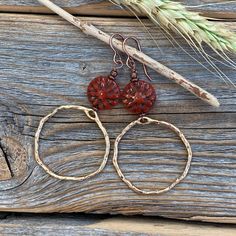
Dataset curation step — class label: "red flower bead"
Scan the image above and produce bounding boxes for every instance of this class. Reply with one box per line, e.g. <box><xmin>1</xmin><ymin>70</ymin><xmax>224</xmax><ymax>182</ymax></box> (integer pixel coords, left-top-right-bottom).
<box><xmin>122</xmin><ymin>80</ymin><xmax>156</xmax><ymax>115</ymax></box>
<box><xmin>87</xmin><ymin>76</ymin><xmax>121</xmax><ymax>110</ymax></box>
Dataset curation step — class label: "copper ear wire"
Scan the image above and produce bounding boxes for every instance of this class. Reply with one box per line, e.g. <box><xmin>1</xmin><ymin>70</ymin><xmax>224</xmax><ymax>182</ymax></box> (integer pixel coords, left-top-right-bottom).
<box><xmin>110</xmin><ymin>34</ymin><xmax>125</xmax><ymax>69</ymax></box>
<box><xmin>123</xmin><ymin>37</ymin><xmax>153</xmax><ymax>81</ymax></box>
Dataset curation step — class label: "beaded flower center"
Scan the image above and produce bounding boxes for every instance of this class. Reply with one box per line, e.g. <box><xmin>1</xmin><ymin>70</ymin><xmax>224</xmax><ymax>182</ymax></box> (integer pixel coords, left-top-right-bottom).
<box><xmin>87</xmin><ymin>76</ymin><xmax>121</xmax><ymax>110</ymax></box>
<box><xmin>122</xmin><ymin>80</ymin><xmax>156</xmax><ymax>114</ymax></box>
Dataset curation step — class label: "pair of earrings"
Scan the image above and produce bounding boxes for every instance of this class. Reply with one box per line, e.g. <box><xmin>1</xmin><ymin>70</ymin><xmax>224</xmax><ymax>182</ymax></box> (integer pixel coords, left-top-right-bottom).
<box><xmin>87</xmin><ymin>34</ymin><xmax>156</xmax><ymax>115</ymax></box>
<box><xmin>34</xmin><ymin>35</ymin><xmax>193</xmax><ymax>195</ymax></box>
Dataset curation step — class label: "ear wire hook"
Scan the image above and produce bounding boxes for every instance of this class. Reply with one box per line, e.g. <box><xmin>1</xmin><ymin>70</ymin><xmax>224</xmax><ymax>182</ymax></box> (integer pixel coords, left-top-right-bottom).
<box><xmin>110</xmin><ymin>34</ymin><xmax>125</xmax><ymax>69</ymax></box>
<box><xmin>123</xmin><ymin>37</ymin><xmax>153</xmax><ymax>81</ymax></box>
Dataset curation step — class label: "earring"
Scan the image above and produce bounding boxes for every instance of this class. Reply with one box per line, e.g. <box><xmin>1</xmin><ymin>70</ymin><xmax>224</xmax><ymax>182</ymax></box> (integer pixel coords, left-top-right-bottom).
<box><xmin>121</xmin><ymin>37</ymin><xmax>156</xmax><ymax>115</ymax></box>
<box><xmin>34</xmin><ymin>34</ymin><xmax>125</xmax><ymax>181</ymax></box>
<box><xmin>87</xmin><ymin>34</ymin><xmax>125</xmax><ymax>110</ymax></box>
<box><xmin>35</xmin><ymin>105</ymin><xmax>110</xmax><ymax>181</ymax></box>
<box><xmin>113</xmin><ymin>37</ymin><xmax>193</xmax><ymax>194</ymax></box>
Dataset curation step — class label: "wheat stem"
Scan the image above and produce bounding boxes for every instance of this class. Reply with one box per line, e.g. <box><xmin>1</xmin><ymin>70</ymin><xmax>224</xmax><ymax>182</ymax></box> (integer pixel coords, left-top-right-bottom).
<box><xmin>37</xmin><ymin>0</ymin><xmax>219</xmax><ymax>107</ymax></box>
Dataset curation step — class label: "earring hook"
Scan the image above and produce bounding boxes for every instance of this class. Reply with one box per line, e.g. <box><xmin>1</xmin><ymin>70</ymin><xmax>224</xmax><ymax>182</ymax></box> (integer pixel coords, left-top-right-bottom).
<box><xmin>123</xmin><ymin>37</ymin><xmax>153</xmax><ymax>81</ymax></box>
<box><xmin>110</xmin><ymin>34</ymin><xmax>125</xmax><ymax>69</ymax></box>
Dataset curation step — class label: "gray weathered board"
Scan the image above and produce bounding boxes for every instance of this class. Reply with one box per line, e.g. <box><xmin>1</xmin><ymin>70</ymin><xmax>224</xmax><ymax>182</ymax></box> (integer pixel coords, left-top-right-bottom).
<box><xmin>1</xmin><ymin>213</ymin><xmax>236</xmax><ymax>235</ymax></box>
<box><xmin>0</xmin><ymin>0</ymin><xmax>235</xmax><ymax>223</ymax></box>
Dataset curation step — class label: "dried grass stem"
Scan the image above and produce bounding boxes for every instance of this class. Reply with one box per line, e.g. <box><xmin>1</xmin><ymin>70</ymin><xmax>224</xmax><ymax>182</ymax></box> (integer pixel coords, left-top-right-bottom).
<box><xmin>37</xmin><ymin>0</ymin><xmax>220</xmax><ymax>107</ymax></box>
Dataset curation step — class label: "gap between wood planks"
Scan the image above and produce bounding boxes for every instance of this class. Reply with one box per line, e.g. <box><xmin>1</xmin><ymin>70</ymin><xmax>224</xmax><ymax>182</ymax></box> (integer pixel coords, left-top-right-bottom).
<box><xmin>0</xmin><ymin>1</ymin><xmax>236</xmax><ymax>19</ymax></box>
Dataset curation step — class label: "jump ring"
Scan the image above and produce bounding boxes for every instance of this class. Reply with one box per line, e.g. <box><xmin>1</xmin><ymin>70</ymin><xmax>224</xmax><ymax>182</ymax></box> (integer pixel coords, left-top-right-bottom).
<box><xmin>113</xmin><ymin>116</ymin><xmax>192</xmax><ymax>195</ymax></box>
<box><xmin>35</xmin><ymin>105</ymin><xmax>110</xmax><ymax>181</ymax></box>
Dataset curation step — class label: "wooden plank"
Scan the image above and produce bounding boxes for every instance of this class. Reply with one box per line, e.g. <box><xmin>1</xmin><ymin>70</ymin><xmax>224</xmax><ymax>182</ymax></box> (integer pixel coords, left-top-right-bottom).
<box><xmin>1</xmin><ymin>213</ymin><xmax>236</xmax><ymax>235</ymax></box>
<box><xmin>0</xmin><ymin>14</ymin><xmax>235</xmax><ymax>223</ymax></box>
<box><xmin>0</xmin><ymin>0</ymin><xmax>236</xmax><ymax>19</ymax></box>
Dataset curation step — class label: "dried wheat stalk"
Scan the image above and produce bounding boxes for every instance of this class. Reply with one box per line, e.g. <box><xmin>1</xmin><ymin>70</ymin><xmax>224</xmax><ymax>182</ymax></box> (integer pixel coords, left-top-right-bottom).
<box><xmin>37</xmin><ymin>0</ymin><xmax>220</xmax><ymax>107</ymax></box>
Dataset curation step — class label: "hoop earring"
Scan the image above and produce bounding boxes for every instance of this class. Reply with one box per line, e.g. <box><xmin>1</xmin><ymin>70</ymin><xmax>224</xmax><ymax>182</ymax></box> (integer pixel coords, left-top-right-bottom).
<box><xmin>113</xmin><ymin>37</ymin><xmax>193</xmax><ymax>194</ymax></box>
<box><xmin>113</xmin><ymin>117</ymin><xmax>192</xmax><ymax>195</ymax></box>
<box><xmin>35</xmin><ymin>105</ymin><xmax>110</xmax><ymax>181</ymax></box>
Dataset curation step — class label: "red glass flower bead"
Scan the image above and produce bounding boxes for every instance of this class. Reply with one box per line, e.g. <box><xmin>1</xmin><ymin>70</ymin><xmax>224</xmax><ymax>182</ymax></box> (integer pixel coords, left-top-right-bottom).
<box><xmin>87</xmin><ymin>76</ymin><xmax>121</xmax><ymax>110</ymax></box>
<box><xmin>122</xmin><ymin>80</ymin><xmax>156</xmax><ymax>115</ymax></box>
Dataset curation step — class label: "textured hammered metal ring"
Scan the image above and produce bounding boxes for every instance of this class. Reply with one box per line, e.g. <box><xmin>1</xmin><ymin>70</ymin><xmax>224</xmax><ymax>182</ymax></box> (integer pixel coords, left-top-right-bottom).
<box><xmin>113</xmin><ymin>116</ymin><xmax>192</xmax><ymax>195</ymax></box>
<box><xmin>35</xmin><ymin>105</ymin><xmax>110</xmax><ymax>181</ymax></box>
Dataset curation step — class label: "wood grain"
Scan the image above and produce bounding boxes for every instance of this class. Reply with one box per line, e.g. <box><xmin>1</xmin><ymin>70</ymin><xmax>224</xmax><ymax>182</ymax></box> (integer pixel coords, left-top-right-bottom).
<box><xmin>0</xmin><ymin>0</ymin><xmax>236</xmax><ymax>18</ymax></box>
<box><xmin>0</xmin><ymin>14</ymin><xmax>235</xmax><ymax>223</ymax></box>
<box><xmin>0</xmin><ymin>148</ymin><xmax>12</xmax><ymax>180</ymax></box>
<box><xmin>1</xmin><ymin>213</ymin><xmax>236</xmax><ymax>235</ymax></box>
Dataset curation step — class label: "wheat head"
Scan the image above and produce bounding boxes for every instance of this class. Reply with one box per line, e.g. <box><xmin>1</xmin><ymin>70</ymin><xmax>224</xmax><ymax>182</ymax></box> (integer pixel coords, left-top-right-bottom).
<box><xmin>112</xmin><ymin>0</ymin><xmax>236</xmax><ymax>53</ymax></box>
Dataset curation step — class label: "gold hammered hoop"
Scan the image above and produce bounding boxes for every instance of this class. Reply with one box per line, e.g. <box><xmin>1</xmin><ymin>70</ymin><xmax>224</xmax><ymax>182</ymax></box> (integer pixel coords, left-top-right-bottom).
<box><xmin>113</xmin><ymin>116</ymin><xmax>192</xmax><ymax>195</ymax></box>
<box><xmin>35</xmin><ymin>105</ymin><xmax>110</xmax><ymax>181</ymax></box>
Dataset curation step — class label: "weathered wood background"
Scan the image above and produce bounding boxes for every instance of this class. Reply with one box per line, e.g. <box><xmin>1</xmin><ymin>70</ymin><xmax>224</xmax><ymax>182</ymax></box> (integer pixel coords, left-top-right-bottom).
<box><xmin>1</xmin><ymin>213</ymin><xmax>236</xmax><ymax>235</ymax></box>
<box><xmin>0</xmin><ymin>0</ymin><xmax>235</xmax><ymax>224</ymax></box>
